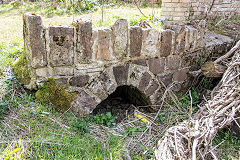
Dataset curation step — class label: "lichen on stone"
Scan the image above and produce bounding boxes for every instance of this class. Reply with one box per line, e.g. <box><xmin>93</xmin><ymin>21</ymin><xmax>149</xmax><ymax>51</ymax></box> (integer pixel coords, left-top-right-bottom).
<box><xmin>35</xmin><ymin>78</ymin><xmax>76</xmax><ymax>112</ymax></box>
<box><xmin>12</xmin><ymin>52</ymin><xmax>31</xmax><ymax>85</ymax></box>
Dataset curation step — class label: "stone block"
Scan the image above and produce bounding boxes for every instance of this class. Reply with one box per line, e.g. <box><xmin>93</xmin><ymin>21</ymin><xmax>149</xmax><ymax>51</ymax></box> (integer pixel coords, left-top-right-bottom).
<box><xmin>185</xmin><ymin>25</ymin><xmax>197</xmax><ymax>51</ymax></box>
<box><xmin>113</xmin><ymin>64</ymin><xmax>129</xmax><ymax>86</ymax></box>
<box><xmin>166</xmin><ymin>55</ymin><xmax>180</xmax><ymax>70</ymax></box>
<box><xmin>173</xmin><ymin>69</ymin><xmax>189</xmax><ymax>82</ymax></box>
<box><xmin>145</xmin><ymin>80</ymin><xmax>159</xmax><ymax>96</ymax></box>
<box><xmin>96</xmin><ymin>27</ymin><xmax>113</xmax><ymax>61</ymax></box>
<box><xmin>111</xmin><ymin>19</ymin><xmax>128</xmax><ymax>59</ymax></box>
<box><xmin>150</xmin><ymin>88</ymin><xmax>165</xmax><ymax>104</ymax></box>
<box><xmin>163</xmin><ymin>21</ymin><xmax>184</xmax><ymax>29</ymax></box>
<box><xmin>99</xmin><ymin>71</ymin><xmax>117</xmax><ymax>94</ymax></box>
<box><xmin>88</xmin><ymin>79</ymin><xmax>108</xmax><ymax>100</ymax></box>
<box><xmin>141</xmin><ymin>28</ymin><xmax>160</xmax><ymax>57</ymax></box>
<box><xmin>75</xmin><ymin>18</ymin><xmax>93</xmax><ymax>63</ymax></box>
<box><xmin>157</xmin><ymin>73</ymin><xmax>173</xmax><ymax>87</ymax></box>
<box><xmin>132</xmin><ymin>59</ymin><xmax>147</xmax><ymax>66</ymax></box>
<box><xmin>181</xmin><ymin>50</ymin><xmax>204</xmax><ymax>70</ymax></box>
<box><xmin>69</xmin><ymin>75</ymin><xmax>90</xmax><ymax>87</ymax></box>
<box><xmin>47</xmin><ymin>26</ymin><xmax>74</xmax><ymax>67</ymax></box>
<box><xmin>54</xmin><ymin>67</ymin><xmax>74</xmax><ymax>76</ymax></box>
<box><xmin>129</xmin><ymin>26</ymin><xmax>142</xmax><ymax>57</ymax></box>
<box><xmin>128</xmin><ymin>66</ymin><xmax>146</xmax><ymax>86</ymax></box>
<box><xmin>71</xmin><ymin>89</ymin><xmax>99</xmax><ymax>114</ymax></box>
<box><xmin>160</xmin><ymin>29</ymin><xmax>175</xmax><ymax>57</ymax></box>
<box><xmin>168</xmin><ymin>24</ymin><xmax>186</xmax><ymax>54</ymax></box>
<box><xmin>92</xmin><ymin>29</ymin><xmax>98</xmax><ymax>60</ymax></box>
<box><xmin>148</xmin><ymin>58</ymin><xmax>165</xmax><ymax>75</ymax></box>
<box><xmin>176</xmin><ymin>26</ymin><xmax>187</xmax><ymax>53</ymax></box>
<box><xmin>36</xmin><ymin>67</ymin><xmax>50</xmax><ymax>77</ymax></box>
<box><xmin>55</xmin><ymin>78</ymin><xmax>68</xmax><ymax>86</ymax></box>
<box><xmin>23</xmin><ymin>13</ymin><xmax>47</xmax><ymax>68</ymax></box>
<box><xmin>139</xmin><ymin>72</ymin><xmax>151</xmax><ymax>91</ymax></box>
<box><xmin>192</xmin><ymin>20</ymin><xmax>206</xmax><ymax>49</ymax></box>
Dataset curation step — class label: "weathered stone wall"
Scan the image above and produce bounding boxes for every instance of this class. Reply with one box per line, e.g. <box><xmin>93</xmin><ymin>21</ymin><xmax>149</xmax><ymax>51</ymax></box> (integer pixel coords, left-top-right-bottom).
<box><xmin>161</xmin><ymin>0</ymin><xmax>240</xmax><ymax>21</ymax></box>
<box><xmin>23</xmin><ymin>13</ymin><xmax>233</xmax><ymax>115</ymax></box>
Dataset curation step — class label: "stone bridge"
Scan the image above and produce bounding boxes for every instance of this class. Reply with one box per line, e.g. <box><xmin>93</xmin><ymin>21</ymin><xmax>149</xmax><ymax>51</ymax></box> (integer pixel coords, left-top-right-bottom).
<box><xmin>23</xmin><ymin>13</ymin><xmax>233</xmax><ymax>115</ymax></box>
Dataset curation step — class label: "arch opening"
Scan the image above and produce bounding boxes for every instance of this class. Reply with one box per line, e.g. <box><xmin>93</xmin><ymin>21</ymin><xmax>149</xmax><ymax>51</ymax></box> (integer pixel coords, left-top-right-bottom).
<box><xmin>92</xmin><ymin>85</ymin><xmax>151</xmax><ymax>123</ymax></box>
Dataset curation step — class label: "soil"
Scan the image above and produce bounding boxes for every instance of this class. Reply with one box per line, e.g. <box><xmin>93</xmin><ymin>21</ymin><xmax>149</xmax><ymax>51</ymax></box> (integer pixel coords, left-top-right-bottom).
<box><xmin>92</xmin><ymin>97</ymin><xmax>136</xmax><ymax>123</ymax></box>
<box><xmin>92</xmin><ymin>96</ymin><xmax>151</xmax><ymax>123</ymax></box>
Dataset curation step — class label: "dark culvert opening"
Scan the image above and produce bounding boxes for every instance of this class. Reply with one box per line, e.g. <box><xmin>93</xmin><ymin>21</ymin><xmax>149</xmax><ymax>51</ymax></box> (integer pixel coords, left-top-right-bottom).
<box><xmin>92</xmin><ymin>85</ymin><xmax>151</xmax><ymax>123</ymax></box>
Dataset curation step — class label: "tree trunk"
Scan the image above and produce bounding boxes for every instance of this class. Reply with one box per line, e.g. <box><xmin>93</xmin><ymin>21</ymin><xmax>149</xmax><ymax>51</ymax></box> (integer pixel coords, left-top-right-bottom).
<box><xmin>201</xmin><ymin>61</ymin><xmax>226</xmax><ymax>77</ymax></box>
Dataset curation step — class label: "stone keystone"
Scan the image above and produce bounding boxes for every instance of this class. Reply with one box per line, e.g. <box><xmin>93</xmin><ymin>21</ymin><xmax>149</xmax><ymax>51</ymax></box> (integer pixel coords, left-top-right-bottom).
<box><xmin>113</xmin><ymin>64</ymin><xmax>129</xmax><ymax>86</ymax></box>
<box><xmin>75</xmin><ymin>18</ymin><xmax>93</xmax><ymax>63</ymax></box>
<box><xmin>23</xmin><ymin>13</ymin><xmax>47</xmax><ymax>68</ymax></box>
<box><xmin>111</xmin><ymin>19</ymin><xmax>128</xmax><ymax>59</ymax></box>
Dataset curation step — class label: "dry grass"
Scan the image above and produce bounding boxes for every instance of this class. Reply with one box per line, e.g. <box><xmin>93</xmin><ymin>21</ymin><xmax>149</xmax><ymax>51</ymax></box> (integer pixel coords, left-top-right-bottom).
<box><xmin>0</xmin><ymin>5</ymin><xmax>161</xmax><ymax>44</ymax></box>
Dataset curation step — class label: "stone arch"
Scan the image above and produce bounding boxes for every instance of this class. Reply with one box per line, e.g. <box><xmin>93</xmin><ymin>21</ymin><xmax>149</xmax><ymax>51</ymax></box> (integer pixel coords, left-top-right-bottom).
<box><xmin>70</xmin><ymin>62</ymin><xmax>166</xmax><ymax>115</ymax></box>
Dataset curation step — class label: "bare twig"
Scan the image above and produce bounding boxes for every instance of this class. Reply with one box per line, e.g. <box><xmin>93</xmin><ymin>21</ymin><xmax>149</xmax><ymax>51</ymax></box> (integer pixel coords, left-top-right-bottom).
<box><xmin>132</xmin><ymin>0</ymin><xmax>147</xmax><ymax>18</ymax></box>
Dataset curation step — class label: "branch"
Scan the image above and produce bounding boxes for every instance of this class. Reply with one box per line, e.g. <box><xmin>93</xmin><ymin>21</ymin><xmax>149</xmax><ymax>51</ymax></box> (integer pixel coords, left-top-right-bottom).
<box><xmin>132</xmin><ymin>0</ymin><xmax>147</xmax><ymax>18</ymax></box>
<box><xmin>214</xmin><ymin>40</ymin><xmax>240</xmax><ymax>63</ymax></box>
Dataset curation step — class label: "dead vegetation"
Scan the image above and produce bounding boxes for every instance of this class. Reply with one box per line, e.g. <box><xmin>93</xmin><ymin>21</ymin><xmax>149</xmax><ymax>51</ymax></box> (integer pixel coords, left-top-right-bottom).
<box><xmin>155</xmin><ymin>40</ymin><xmax>240</xmax><ymax>159</ymax></box>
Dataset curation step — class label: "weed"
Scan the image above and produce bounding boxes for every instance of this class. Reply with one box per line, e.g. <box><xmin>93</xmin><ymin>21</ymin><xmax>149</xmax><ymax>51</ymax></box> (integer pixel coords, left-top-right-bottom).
<box><xmin>213</xmin><ymin>127</ymin><xmax>240</xmax><ymax>159</ymax></box>
<box><xmin>158</xmin><ymin>111</ymin><xmax>169</xmax><ymax>124</ymax></box>
<box><xmin>169</xmin><ymin>89</ymin><xmax>201</xmax><ymax>110</ymax></box>
<box><xmin>209</xmin><ymin>19</ymin><xmax>217</xmax><ymax>25</ymax></box>
<box><xmin>0</xmin><ymin>100</ymin><xmax>7</xmax><ymax>120</ymax></box>
<box><xmin>86</xmin><ymin>112</ymin><xmax>116</xmax><ymax>127</ymax></box>
<box><xmin>0</xmin><ymin>138</ymin><xmax>24</xmax><ymax>160</ymax></box>
<box><xmin>0</xmin><ymin>40</ymin><xmax>23</xmax><ymax>68</ymax></box>
<box><xmin>180</xmin><ymin>89</ymin><xmax>200</xmax><ymax>107</ymax></box>
<box><xmin>202</xmin><ymin>77</ymin><xmax>215</xmax><ymax>89</ymax></box>
<box><xmin>160</xmin><ymin>89</ymin><xmax>201</xmax><ymax>125</ymax></box>
<box><xmin>0</xmin><ymin>73</ymin><xmax>20</xmax><ymax>120</ymax></box>
<box><xmin>72</xmin><ymin>118</ymin><xmax>90</xmax><ymax>134</ymax></box>
<box><xmin>123</xmin><ymin>126</ymin><xmax>146</xmax><ymax>136</ymax></box>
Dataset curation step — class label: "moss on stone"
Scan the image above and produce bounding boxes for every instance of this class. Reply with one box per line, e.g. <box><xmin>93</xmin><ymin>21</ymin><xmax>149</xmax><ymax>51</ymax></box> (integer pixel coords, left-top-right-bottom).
<box><xmin>35</xmin><ymin>78</ymin><xmax>77</xmax><ymax>112</ymax></box>
<box><xmin>12</xmin><ymin>52</ymin><xmax>31</xmax><ymax>85</ymax></box>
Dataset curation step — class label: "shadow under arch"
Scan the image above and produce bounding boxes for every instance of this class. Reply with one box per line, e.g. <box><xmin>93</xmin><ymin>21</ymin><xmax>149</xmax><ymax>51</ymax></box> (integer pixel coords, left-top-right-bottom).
<box><xmin>92</xmin><ymin>85</ymin><xmax>152</xmax><ymax>122</ymax></box>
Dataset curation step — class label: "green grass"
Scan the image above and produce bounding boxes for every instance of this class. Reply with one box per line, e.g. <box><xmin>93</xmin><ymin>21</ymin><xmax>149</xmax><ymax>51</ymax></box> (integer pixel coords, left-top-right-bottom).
<box><xmin>0</xmin><ymin>39</ymin><xmax>23</xmax><ymax>68</ymax></box>
<box><xmin>213</xmin><ymin>127</ymin><xmax>240</xmax><ymax>160</ymax></box>
<box><xmin>0</xmin><ymin>73</ymin><xmax>126</xmax><ymax>159</ymax></box>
